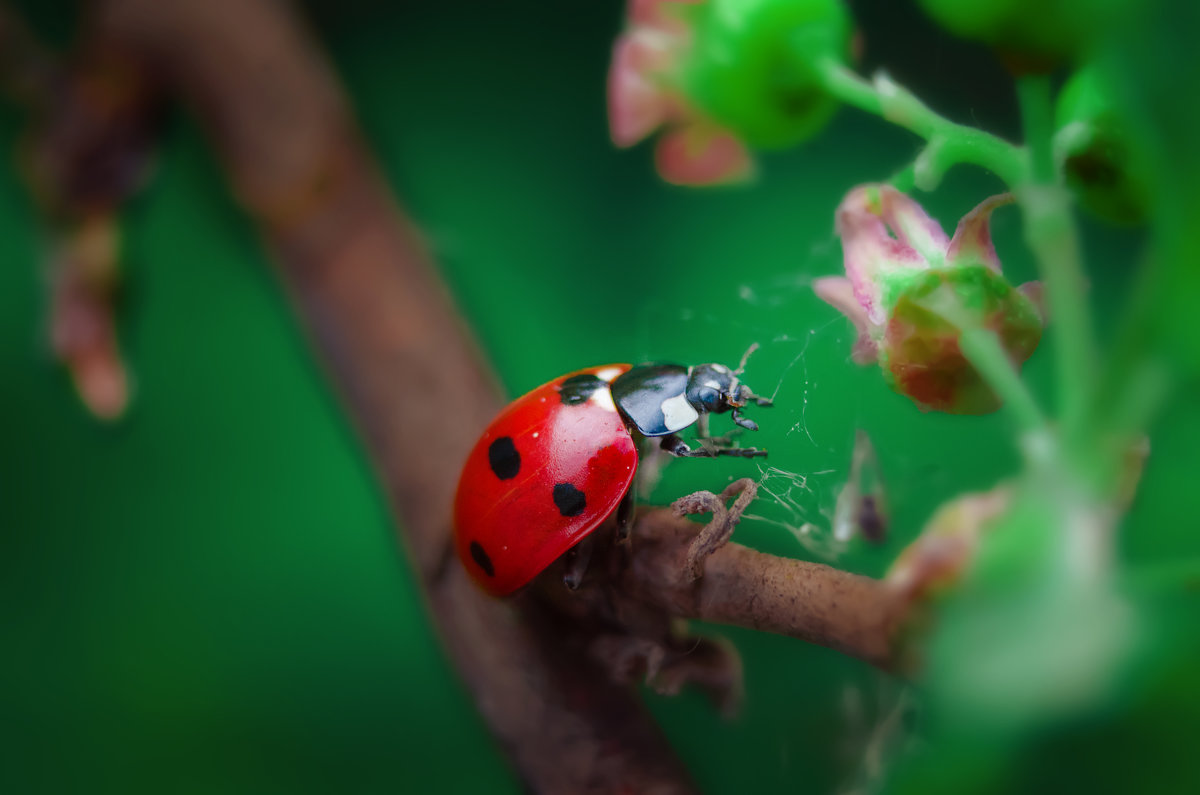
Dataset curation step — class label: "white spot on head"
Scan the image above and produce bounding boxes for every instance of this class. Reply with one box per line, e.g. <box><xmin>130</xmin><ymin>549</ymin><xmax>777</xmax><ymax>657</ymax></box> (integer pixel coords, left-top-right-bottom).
<box><xmin>595</xmin><ymin>366</ymin><xmax>624</xmax><ymax>383</ymax></box>
<box><xmin>532</xmin><ymin>432</ymin><xmax>539</xmax><ymax>438</ymax></box>
<box><xmin>580</xmin><ymin>366</ymin><xmax>623</xmax><ymax>412</ymax></box>
<box><xmin>660</xmin><ymin>393</ymin><xmax>700</xmax><ymax>431</ymax></box>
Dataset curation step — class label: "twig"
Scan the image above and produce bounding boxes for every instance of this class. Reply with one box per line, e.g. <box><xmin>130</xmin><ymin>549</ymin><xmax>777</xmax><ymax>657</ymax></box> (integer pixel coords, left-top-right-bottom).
<box><xmin>814</xmin><ymin>59</ymin><xmax>1027</xmax><ymax>189</ymax></box>
<box><xmin>672</xmin><ymin>477</ymin><xmax>760</xmax><ymax>582</ymax></box>
<box><xmin>1</xmin><ymin>3</ymin><xmax>163</xmax><ymax>419</ymax></box>
<box><xmin>1014</xmin><ymin>75</ymin><xmax>1097</xmax><ymax>451</ymax></box>
<box><xmin>623</xmin><ymin>511</ymin><xmax>903</xmax><ymax>669</ymax></box>
<box><xmin>536</xmin><ymin>501</ymin><xmax>906</xmax><ymax>672</ymax></box>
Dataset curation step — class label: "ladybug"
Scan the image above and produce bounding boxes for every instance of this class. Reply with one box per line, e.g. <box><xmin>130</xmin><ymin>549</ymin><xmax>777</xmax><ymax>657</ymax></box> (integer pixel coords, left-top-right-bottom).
<box><xmin>454</xmin><ymin>361</ymin><xmax>772</xmax><ymax>596</ymax></box>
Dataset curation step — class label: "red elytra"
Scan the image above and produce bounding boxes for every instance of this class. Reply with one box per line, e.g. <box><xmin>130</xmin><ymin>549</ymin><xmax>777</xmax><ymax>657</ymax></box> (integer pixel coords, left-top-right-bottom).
<box><xmin>454</xmin><ymin>364</ymin><xmax>638</xmax><ymax>596</ymax></box>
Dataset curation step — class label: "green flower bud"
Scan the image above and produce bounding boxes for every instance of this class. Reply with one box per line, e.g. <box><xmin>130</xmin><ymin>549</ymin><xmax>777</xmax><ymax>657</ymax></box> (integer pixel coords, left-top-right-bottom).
<box><xmin>608</xmin><ymin>0</ymin><xmax>851</xmax><ymax>184</ymax></box>
<box><xmin>883</xmin><ymin>266</ymin><xmax>1044</xmax><ymax>414</ymax></box>
<box><xmin>679</xmin><ymin>0</ymin><xmax>852</xmax><ymax>148</ymax></box>
<box><xmin>916</xmin><ymin>0</ymin><xmax>1132</xmax><ymax>71</ymax></box>
<box><xmin>1055</xmin><ymin>65</ymin><xmax>1149</xmax><ymax>224</ymax></box>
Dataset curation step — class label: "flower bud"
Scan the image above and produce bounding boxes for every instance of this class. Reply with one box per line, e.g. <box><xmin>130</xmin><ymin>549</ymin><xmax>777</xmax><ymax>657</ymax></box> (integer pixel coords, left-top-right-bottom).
<box><xmin>679</xmin><ymin>0</ymin><xmax>851</xmax><ymax>148</ymax></box>
<box><xmin>916</xmin><ymin>0</ymin><xmax>1132</xmax><ymax>72</ymax></box>
<box><xmin>815</xmin><ymin>185</ymin><xmax>1044</xmax><ymax>414</ymax></box>
<box><xmin>1055</xmin><ymin>65</ymin><xmax>1148</xmax><ymax>224</ymax></box>
<box><xmin>608</xmin><ymin>0</ymin><xmax>851</xmax><ymax>185</ymax></box>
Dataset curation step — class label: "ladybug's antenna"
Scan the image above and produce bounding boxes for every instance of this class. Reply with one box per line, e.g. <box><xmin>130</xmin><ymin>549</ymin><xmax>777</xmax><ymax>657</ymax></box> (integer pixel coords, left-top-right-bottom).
<box><xmin>734</xmin><ymin>342</ymin><xmax>760</xmax><ymax>376</ymax></box>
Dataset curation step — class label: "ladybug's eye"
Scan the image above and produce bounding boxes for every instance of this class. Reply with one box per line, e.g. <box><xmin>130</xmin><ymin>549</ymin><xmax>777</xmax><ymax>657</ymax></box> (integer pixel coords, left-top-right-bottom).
<box><xmin>694</xmin><ymin>386</ymin><xmax>723</xmax><ymax>412</ymax></box>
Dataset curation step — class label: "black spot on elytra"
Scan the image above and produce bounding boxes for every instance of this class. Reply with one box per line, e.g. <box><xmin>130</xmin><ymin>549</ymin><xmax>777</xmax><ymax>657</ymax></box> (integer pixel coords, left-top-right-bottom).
<box><xmin>469</xmin><ymin>541</ymin><xmax>495</xmax><ymax>577</ymax></box>
<box><xmin>559</xmin><ymin>374</ymin><xmax>605</xmax><ymax>405</ymax></box>
<box><xmin>488</xmin><ymin>436</ymin><xmax>520</xmax><ymax>480</ymax></box>
<box><xmin>553</xmin><ymin>483</ymin><xmax>587</xmax><ymax>517</ymax></box>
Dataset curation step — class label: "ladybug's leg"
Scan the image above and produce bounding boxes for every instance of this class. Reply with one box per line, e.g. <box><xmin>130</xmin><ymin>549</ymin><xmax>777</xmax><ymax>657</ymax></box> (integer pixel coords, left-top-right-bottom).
<box><xmin>659</xmin><ymin>434</ymin><xmax>706</xmax><ymax>457</ymax></box>
<box><xmin>562</xmin><ymin>534</ymin><xmax>596</xmax><ymax>590</ymax></box>
<box><xmin>693</xmin><ymin>416</ymin><xmax>744</xmax><ymax>449</ymax></box>
<box><xmin>693</xmin><ymin>413</ymin><xmax>770</xmax><ymax>450</ymax></box>
<box><xmin>730</xmin><ymin>407</ymin><xmax>759</xmax><ymax>431</ymax></box>
<box><xmin>615</xmin><ymin>486</ymin><xmax>636</xmax><ymax>541</ymax></box>
<box><xmin>660</xmin><ymin>433</ymin><xmax>767</xmax><ymax>458</ymax></box>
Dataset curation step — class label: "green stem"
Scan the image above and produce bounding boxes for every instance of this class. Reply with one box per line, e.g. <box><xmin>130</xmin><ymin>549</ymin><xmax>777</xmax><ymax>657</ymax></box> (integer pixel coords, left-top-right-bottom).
<box><xmin>1105</xmin><ymin>357</ymin><xmax>1171</xmax><ymax>441</ymax></box>
<box><xmin>1014</xmin><ymin>75</ymin><xmax>1097</xmax><ymax>448</ymax></box>
<box><xmin>913</xmin><ymin>131</ymin><xmax>1026</xmax><ymax>192</ymax></box>
<box><xmin>958</xmin><ymin>326</ymin><xmax>1047</xmax><ymax>435</ymax></box>
<box><xmin>887</xmin><ymin>162</ymin><xmax>916</xmax><ymax>192</ymax></box>
<box><xmin>815</xmin><ymin>58</ymin><xmax>884</xmax><ymax>116</ymax></box>
<box><xmin>815</xmin><ymin>60</ymin><xmax>1028</xmax><ymax>189</ymax></box>
<box><xmin>1094</xmin><ymin>249</ymin><xmax>1171</xmax><ymax>452</ymax></box>
<box><xmin>1017</xmin><ymin>76</ymin><xmax>1056</xmax><ymax>182</ymax></box>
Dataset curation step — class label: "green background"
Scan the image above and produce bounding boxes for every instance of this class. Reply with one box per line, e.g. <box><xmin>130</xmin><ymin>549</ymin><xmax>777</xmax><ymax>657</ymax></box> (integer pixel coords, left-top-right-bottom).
<box><xmin>1</xmin><ymin>1</ymin><xmax>1194</xmax><ymax>792</ymax></box>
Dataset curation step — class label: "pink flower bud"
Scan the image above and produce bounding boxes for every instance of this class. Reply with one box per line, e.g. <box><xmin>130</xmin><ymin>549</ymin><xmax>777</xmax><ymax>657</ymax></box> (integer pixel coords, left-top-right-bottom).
<box><xmin>608</xmin><ymin>1</ymin><xmax>752</xmax><ymax>186</ymax></box>
<box><xmin>608</xmin><ymin>0</ymin><xmax>849</xmax><ymax>186</ymax></box>
<box><xmin>816</xmin><ymin>185</ymin><xmax>1044</xmax><ymax>414</ymax></box>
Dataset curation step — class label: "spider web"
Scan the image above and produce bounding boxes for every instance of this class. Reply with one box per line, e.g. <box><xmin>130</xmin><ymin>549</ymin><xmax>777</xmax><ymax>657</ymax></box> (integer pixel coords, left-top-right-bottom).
<box><xmin>627</xmin><ymin>237</ymin><xmax>877</xmax><ymax>564</ymax></box>
<box><xmin>622</xmin><ymin>232</ymin><xmax>915</xmax><ymax>786</ymax></box>
<box><xmin>742</xmin><ymin>463</ymin><xmax>850</xmax><ymax>561</ymax></box>
<box><xmin>835</xmin><ymin>679</ymin><xmax>923</xmax><ymax>795</ymax></box>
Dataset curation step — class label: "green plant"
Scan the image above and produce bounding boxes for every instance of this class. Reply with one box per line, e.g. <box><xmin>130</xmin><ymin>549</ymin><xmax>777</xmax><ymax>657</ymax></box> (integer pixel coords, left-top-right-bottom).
<box><xmin>607</xmin><ymin>0</ymin><xmax>1198</xmax><ymax>789</ymax></box>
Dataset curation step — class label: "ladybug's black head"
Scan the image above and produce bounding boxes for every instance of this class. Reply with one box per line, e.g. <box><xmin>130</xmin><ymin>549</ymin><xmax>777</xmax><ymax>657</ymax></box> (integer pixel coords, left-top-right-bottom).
<box><xmin>686</xmin><ymin>363</ymin><xmax>773</xmax><ymax>430</ymax></box>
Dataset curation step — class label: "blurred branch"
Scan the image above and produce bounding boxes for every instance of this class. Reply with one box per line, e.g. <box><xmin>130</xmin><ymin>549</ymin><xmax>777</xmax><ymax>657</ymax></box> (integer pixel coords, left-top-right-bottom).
<box><xmin>1</xmin><ymin>1</ymin><xmax>162</xmax><ymax>419</ymax></box>
<box><xmin>6</xmin><ymin>0</ymin><xmax>916</xmax><ymax>789</ymax></box>
<box><xmin>79</xmin><ymin>0</ymin><xmax>700</xmax><ymax>791</ymax></box>
<box><xmin>0</xmin><ymin>2</ymin><xmax>56</xmax><ymax>103</ymax></box>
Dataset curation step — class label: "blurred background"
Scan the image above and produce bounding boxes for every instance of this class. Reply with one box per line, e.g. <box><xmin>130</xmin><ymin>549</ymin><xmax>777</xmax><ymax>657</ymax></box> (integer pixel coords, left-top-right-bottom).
<box><xmin>1</xmin><ymin>0</ymin><xmax>1195</xmax><ymax>792</ymax></box>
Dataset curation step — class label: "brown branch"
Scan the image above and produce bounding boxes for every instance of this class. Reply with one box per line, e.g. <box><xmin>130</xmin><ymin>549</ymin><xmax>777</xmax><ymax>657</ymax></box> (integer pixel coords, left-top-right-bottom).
<box><xmin>536</xmin><ymin>483</ymin><xmax>906</xmax><ymax>672</ymax></box>
<box><xmin>77</xmin><ymin>0</ymin><xmax>699</xmax><ymax>792</ymax></box>
<box><xmin>20</xmin><ymin>0</ymin><xmax>915</xmax><ymax>789</ymax></box>
<box><xmin>619</xmin><ymin>513</ymin><xmax>904</xmax><ymax>668</ymax></box>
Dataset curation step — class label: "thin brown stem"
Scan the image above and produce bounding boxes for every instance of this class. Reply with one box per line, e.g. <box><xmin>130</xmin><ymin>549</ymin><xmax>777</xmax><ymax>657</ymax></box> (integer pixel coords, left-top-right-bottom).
<box><xmin>538</xmin><ymin>507</ymin><xmax>905</xmax><ymax>671</ymax></box>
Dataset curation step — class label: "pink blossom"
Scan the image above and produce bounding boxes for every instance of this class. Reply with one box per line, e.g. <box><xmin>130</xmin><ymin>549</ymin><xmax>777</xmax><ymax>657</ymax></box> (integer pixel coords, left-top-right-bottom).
<box><xmin>607</xmin><ymin>0</ymin><xmax>754</xmax><ymax>186</ymax></box>
<box><xmin>815</xmin><ymin>185</ymin><xmax>1044</xmax><ymax>414</ymax></box>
